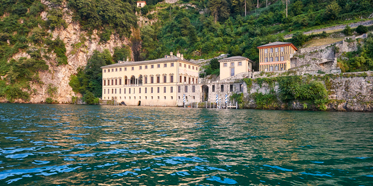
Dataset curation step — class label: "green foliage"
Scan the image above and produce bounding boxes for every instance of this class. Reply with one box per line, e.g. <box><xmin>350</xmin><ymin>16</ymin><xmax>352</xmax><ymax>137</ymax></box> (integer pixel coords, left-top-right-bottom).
<box><xmin>47</xmin><ymin>84</ymin><xmax>58</xmax><ymax>97</ymax></box>
<box><xmin>324</xmin><ymin>1</ymin><xmax>341</xmax><ymax>20</ymax></box>
<box><xmin>83</xmin><ymin>91</ymin><xmax>96</xmax><ymax>105</ymax></box>
<box><xmin>208</xmin><ymin>0</ymin><xmax>230</xmax><ymax>23</ymax></box>
<box><xmin>94</xmin><ymin>97</ymin><xmax>100</xmax><ymax>104</ymax></box>
<box><xmin>338</xmin><ymin>33</ymin><xmax>373</xmax><ymax>72</ymax></box>
<box><xmin>46</xmin><ymin>37</ymin><xmax>68</xmax><ymax>65</ymax></box>
<box><xmin>252</xmin><ymin>91</ymin><xmax>278</xmax><ymax>109</ymax></box>
<box><xmin>47</xmin><ymin>9</ymin><xmax>67</xmax><ymax>30</ymax></box>
<box><xmin>69</xmin><ymin>50</ymin><xmax>114</xmax><ymax>98</ymax></box>
<box><xmin>113</xmin><ymin>45</ymin><xmax>131</xmax><ymax>62</ymax></box>
<box><xmin>230</xmin><ymin>93</ymin><xmax>243</xmax><ymax>104</ymax></box>
<box><xmin>204</xmin><ymin>58</ymin><xmax>220</xmax><ymax>76</ymax></box>
<box><xmin>343</xmin><ymin>25</ymin><xmax>353</xmax><ymax>36</ymax></box>
<box><xmin>46</xmin><ymin>97</ymin><xmax>53</xmax><ymax>104</ymax></box>
<box><xmin>292</xmin><ymin>32</ymin><xmax>307</xmax><ymax>47</ymax></box>
<box><xmin>72</xmin><ymin>96</ymin><xmax>78</xmax><ymax>104</ymax></box>
<box><xmin>67</xmin><ymin>0</ymin><xmax>137</xmax><ymax>38</ymax></box>
<box><xmin>243</xmin><ymin>78</ymin><xmax>252</xmax><ymax>92</ymax></box>
<box><xmin>277</xmin><ymin>76</ymin><xmax>328</xmax><ymax>110</ymax></box>
<box><xmin>356</xmin><ymin>25</ymin><xmax>368</xmax><ymax>35</ymax></box>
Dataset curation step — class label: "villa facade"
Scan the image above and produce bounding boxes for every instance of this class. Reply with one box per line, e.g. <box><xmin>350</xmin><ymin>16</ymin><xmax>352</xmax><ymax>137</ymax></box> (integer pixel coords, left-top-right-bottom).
<box><xmin>257</xmin><ymin>42</ymin><xmax>297</xmax><ymax>72</ymax></box>
<box><xmin>101</xmin><ymin>52</ymin><xmax>200</xmax><ymax>106</ymax></box>
<box><xmin>218</xmin><ymin>56</ymin><xmax>252</xmax><ymax>80</ymax></box>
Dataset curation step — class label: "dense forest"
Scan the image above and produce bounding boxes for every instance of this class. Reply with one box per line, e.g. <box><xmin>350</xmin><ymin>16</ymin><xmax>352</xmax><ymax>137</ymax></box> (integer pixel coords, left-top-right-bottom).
<box><xmin>0</xmin><ymin>0</ymin><xmax>373</xmax><ymax>103</ymax></box>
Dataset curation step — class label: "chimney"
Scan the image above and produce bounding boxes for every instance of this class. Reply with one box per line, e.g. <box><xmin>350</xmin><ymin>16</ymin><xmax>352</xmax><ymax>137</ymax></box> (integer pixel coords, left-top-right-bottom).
<box><xmin>181</xmin><ymin>54</ymin><xmax>184</xmax><ymax>60</ymax></box>
<box><xmin>126</xmin><ymin>57</ymin><xmax>129</xmax><ymax>61</ymax></box>
<box><xmin>170</xmin><ymin>52</ymin><xmax>173</xmax><ymax>57</ymax></box>
<box><xmin>177</xmin><ymin>51</ymin><xmax>180</xmax><ymax>58</ymax></box>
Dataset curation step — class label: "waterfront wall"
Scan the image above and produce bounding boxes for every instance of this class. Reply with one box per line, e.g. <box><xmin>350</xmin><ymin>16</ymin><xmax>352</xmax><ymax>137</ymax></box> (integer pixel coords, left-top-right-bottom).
<box><xmin>241</xmin><ymin>72</ymin><xmax>373</xmax><ymax>112</ymax></box>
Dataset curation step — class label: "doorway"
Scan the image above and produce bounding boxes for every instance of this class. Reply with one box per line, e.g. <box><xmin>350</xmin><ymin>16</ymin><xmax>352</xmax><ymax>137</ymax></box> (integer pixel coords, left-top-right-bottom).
<box><xmin>202</xmin><ymin>85</ymin><xmax>209</xmax><ymax>101</ymax></box>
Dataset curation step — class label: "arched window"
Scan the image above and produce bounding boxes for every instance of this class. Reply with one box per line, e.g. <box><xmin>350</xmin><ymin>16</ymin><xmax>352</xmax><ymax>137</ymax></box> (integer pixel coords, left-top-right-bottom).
<box><xmin>138</xmin><ymin>75</ymin><xmax>143</xmax><ymax>86</ymax></box>
<box><xmin>124</xmin><ymin>76</ymin><xmax>128</xmax><ymax>85</ymax></box>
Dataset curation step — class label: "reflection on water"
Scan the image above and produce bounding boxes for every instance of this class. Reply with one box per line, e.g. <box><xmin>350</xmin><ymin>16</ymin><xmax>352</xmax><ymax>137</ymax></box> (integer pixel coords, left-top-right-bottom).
<box><xmin>0</xmin><ymin>103</ymin><xmax>372</xmax><ymax>185</ymax></box>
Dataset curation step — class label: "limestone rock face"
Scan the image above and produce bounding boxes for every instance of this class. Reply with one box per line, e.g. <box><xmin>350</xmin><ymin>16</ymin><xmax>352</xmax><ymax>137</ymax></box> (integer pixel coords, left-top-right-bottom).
<box><xmin>19</xmin><ymin>7</ymin><xmax>131</xmax><ymax>103</ymax></box>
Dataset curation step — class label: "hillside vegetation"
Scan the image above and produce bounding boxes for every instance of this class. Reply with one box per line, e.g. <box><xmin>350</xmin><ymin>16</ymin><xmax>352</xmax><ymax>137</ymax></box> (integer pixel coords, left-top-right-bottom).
<box><xmin>139</xmin><ymin>0</ymin><xmax>373</xmax><ymax>69</ymax></box>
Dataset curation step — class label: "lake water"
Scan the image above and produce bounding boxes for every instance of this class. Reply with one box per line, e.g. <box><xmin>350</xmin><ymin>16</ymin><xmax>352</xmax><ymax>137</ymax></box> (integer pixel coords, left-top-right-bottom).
<box><xmin>0</xmin><ymin>104</ymin><xmax>372</xmax><ymax>185</ymax></box>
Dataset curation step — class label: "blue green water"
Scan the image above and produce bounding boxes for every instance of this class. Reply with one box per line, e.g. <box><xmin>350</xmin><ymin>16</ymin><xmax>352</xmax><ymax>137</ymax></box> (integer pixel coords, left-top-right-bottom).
<box><xmin>0</xmin><ymin>103</ymin><xmax>372</xmax><ymax>185</ymax></box>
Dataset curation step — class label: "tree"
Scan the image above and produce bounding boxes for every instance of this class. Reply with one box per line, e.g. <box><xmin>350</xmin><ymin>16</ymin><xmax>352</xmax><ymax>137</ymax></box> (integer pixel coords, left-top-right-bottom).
<box><xmin>292</xmin><ymin>0</ymin><xmax>303</xmax><ymax>16</ymax></box>
<box><xmin>84</xmin><ymin>91</ymin><xmax>96</xmax><ymax>105</ymax></box>
<box><xmin>356</xmin><ymin>25</ymin><xmax>368</xmax><ymax>35</ymax></box>
<box><xmin>343</xmin><ymin>25</ymin><xmax>352</xmax><ymax>36</ymax></box>
<box><xmin>292</xmin><ymin>32</ymin><xmax>307</xmax><ymax>47</ymax></box>
<box><xmin>324</xmin><ymin>1</ymin><xmax>341</xmax><ymax>20</ymax></box>
<box><xmin>208</xmin><ymin>0</ymin><xmax>230</xmax><ymax>23</ymax></box>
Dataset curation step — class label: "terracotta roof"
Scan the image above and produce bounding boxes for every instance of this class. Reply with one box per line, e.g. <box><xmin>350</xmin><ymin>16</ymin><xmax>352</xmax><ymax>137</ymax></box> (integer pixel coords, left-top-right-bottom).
<box><xmin>101</xmin><ymin>57</ymin><xmax>199</xmax><ymax>68</ymax></box>
<box><xmin>257</xmin><ymin>42</ymin><xmax>298</xmax><ymax>50</ymax></box>
<box><xmin>218</xmin><ymin>56</ymin><xmax>249</xmax><ymax>62</ymax></box>
<box><xmin>137</xmin><ymin>1</ymin><xmax>146</xmax><ymax>3</ymax></box>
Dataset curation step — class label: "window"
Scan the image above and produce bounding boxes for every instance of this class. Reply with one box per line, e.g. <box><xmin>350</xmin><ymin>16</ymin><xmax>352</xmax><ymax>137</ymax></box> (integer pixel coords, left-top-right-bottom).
<box><xmin>139</xmin><ymin>88</ymin><xmax>141</xmax><ymax>93</ymax></box>
<box><xmin>145</xmin><ymin>87</ymin><xmax>147</xmax><ymax>93</ymax></box>
<box><xmin>104</xmin><ymin>80</ymin><xmax>106</xmax><ymax>86</ymax></box>
<box><xmin>193</xmin><ymin>96</ymin><xmax>195</xmax><ymax>100</ymax></box>
<box><xmin>170</xmin><ymin>87</ymin><xmax>173</xmax><ymax>93</ymax></box>
<box><xmin>280</xmin><ymin>56</ymin><xmax>284</xmax><ymax>61</ymax></box>
<box><xmin>192</xmin><ymin>66</ymin><xmax>194</xmax><ymax>70</ymax></box>
<box><xmin>184</xmin><ymin>64</ymin><xmax>186</xmax><ymax>68</ymax></box>
<box><xmin>145</xmin><ymin>65</ymin><xmax>148</xmax><ymax>69</ymax></box>
<box><xmin>151</xmin><ymin>65</ymin><xmax>154</xmax><ymax>69</ymax></box>
<box><xmin>270</xmin><ymin>66</ymin><xmax>273</xmax><ymax>71</ymax></box>
<box><xmin>119</xmin><ymin>79</ymin><xmax>122</xmax><ymax>85</ymax></box>
<box><xmin>230</xmin><ymin>85</ymin><xmax>233</xmax><ymax>92</ymax></box>
<box><xmin>196</xmin><ymin>67</ymin><xmax>198</xmax><ymax>70</ymax></box>
<box><xmin>179</xmin><ymin>76</ymin><xmax>182</xmax><ymax>82</ymax></box>
<box><xmin>179</xmin><ymin>63</ymin><xmax>181</xmax><ymax>67</ymax></box>
<box><xmin>157</xmin><ymin>64</ymin><xmax>160</xmax><ymax>68</ymax></box>
<box><xmin>171</xmin><ymin>96</ymin><xmax>173</xmax><ymax>99</ymax></box>
<box><xmin>151</xmin><ymin>77</ymin><xmax>154</xmax><ymax>83</ymax></box>
<box><xmin>163</xmin><ymin>76</ymin><xmax>167</xmax><ymax>83</ymax></box>
<box><xmin>164</xmin><ymin>87</ymin><xmax>166</xmax><ymax>93</ymax></box>
<box><xmin>115</xmin><ymin>79</ymin><xmax>117</xmax><ymax>85</ymax></box>
<box><xmin>212</xmin><ymin>85</ymin><xmax>215</xmax><ymax>92</ymax></box>
<box><xmin>270</xmin><ymin>48</ymin><xmax>273</xmax><ymax>53</ymax></box>
<box><xmin>164</xmin><ymin>64</ymin><xmax>167</xmax><ymax>67</ymax></box>
<box><xmin>275</xmin><ymin>66</ymin><xmax>279</xmax><ymax>71</ymax></box>
<box><xmin>281</xmin><ymin>47</ymin><xmax>284</xmax><ymax>52</ymax></box>
<box><xmin>151</xmin><ymin>87</ymin><xmax>153</xmax><ymax>93</ymax></box>
<box><xmin>157</xmin><ymin>76</ymin><xmax>160</xmax><ymax>83</ymax></box>
<box><xmin>170</xmin><ymin>75</ymin><xmax>174</xmax><ymax>83</ymax></box>
<box><xmin>178</xmin><ymin>96</ymin><xmax>180</xmax><ymax>99</ymax></box>
<box><xmin>178</xmin><ymin>86</ymin><xmax>181</xmax><ymax>93</ymax></box>
<box><xmin>139</xmin><ymin>66</ymin><xmax>142</xmax><ymax>70</ymax></box>
<box><xmin>133</xmin><ymin>88</ymin><xmax>135</xmax><ymax>94</ymax></box>
<box><xmin>192</xmin><ymin>85</ymin><xmax>195</xmax><ymax>92</ymax></box>
<box><xmin>275</xmin><ymin>48</ymin><xmax>278</xmax><ymax>52</ymax></box>
<box><xmin>104</xmin><ymin>89</ymin><xmax>106</xmax><ymax>94</ymax></box>
<box><xmin>145</xmin><ymin>77</ymin><xmax>147</xmax><ymax>84</ymax></box>
<box><xmin>111</xmin><ymin>79</ymin><xmax>113</xmax><ymax>85</ymax></box>
<box><xmin>125</xmin><ymin>67</ymin><xmax>127</xmax><ymax>71</ymax></box>
<box><xmin>231</xmin><ymin>67</ymin><xmax>234</xmax><ymax>77</ymax></box>
<box><xmin>157</xmin><ymin>87</ymin><xmax>160</xmax><ymax>93</ymax></box>
<box><xmin>151</xmin><ymin>96</ymin><xmax>153</xmax><ymax>99</ymax></box>
<box><xmin>240</xmin><ymin>84</ymin><xmax>243</xmax><ymax>92</ymax></box>
<box><xmin>131</xmin><ymin>67</ymin><xmax>134</xmax><ymax>70</ymax></box>
<box><xmin>270</xmin><ymin>57</ymin><xmax>273</xmax><ymax>62</ymax></box>
<box><xmin>265</xmin><ymin>58</ymin><xmax>268</xmax><ymax>62</ymax></box>
<box><xmin>158</xmin><ymin>96</ymin><xmax>160</xmax><ymax>99</ymax></box>
<box><xmin>224</xmin><ymin>63</ymin><xmax>227</xmax><ymax>67</ymax></box>
<box><xmin>119</xmin><ymin>88</ymin><xmax>121</xmax><ymax>94</ymax></box>
<box><xmin>171</xmin><ymin>63</ymin><xmax>174</xmax><ymax>67</ymax></box>
<box><xmin>192</xmin><ymin>78</ymin><xmax>194</xmax><ymax>84</ymax></box>
<box><xmin>164</xmin><ymin>96</ymin><xmax>166</xmax><ymax>100</ymax></box>
<box><xmin>265</xmin><ymin>49</ymin><xmax>268</xmax><ymax>53</ymax></box>
<box><xmin>145</xmin><ymin>96</ymin><xmax>147</xmax><ymax>99</ymax></box>
<box><xmin>188</xmin><ymin>65</ymin><xmax>190</xmax><ymax>69</ymax></box>
<box><xmin>238</xmin><ymin>62</ymin><xmax>242</xmax><ymax>66</ymax></box>
<box><xmin>129</xmin><ymin>88</ymin><xmax>131</xmax><ymax>94</ymax></box>
<box><xmin>184</xmin><ymin>77</ymin><xmax>186</xmax><ymax>83</ymax></box>
<box><xmin>275</xmin><ymin>57</ymin><xmax>279</xmax><ymax>61</ymax></box>
<box><xmin>139</xmin><ymin>96</ymin><xmax>141</xmax><ymax>99</ymax></box>
<box><xmin>185</xmin><ymin>86</ymin><xmax>188</xmax><ymax>93</ymax></box>
<box><xmin>221</xmin><ymin>85</ymin><xmax>224</xmax><ymax>92</ymax></box>
<box><xmin>231</xmin><ymin>62</ymin><xmax>234</xmax><ymax>67</ymax></box>
<box><xmin>124</xmin><ymin>88</ymin><xmax>126</xmax><ymax>94</ymax></box>
<box><xmin>120</xmin><ymin>68</ymin><xmax>122</xmax><ymax>71</ymax></box>
<box><xmin>104</xmin><ymin>70</ymin><xmax>106</xmax><ymax>73</ymax></box>
<box><xmin>189</xmin><ymin>77</ymin><xmax>191</xmax><ymax>84</ymax></box>
<box><xmin>115</xmin><ymin>89</ymin><xmax>117</xmax><ymax>94</ymax></box>
<box><xmin>116</xmin><ymin>68</ymin><xmax>117</xmax><ymax>72</ymax></box>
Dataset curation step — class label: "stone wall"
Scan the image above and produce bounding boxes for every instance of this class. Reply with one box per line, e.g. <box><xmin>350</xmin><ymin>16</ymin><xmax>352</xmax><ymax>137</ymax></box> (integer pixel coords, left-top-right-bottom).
<box><xmin>241</xmin><ymin>72</ymin><xmax>373</xmax><ymax>112</ymax></box>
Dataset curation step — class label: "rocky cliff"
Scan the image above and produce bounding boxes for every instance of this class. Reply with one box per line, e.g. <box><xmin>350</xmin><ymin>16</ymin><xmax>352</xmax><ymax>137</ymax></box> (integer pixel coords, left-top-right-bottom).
<box><xmin>241</xmin><ymin>72</ymin><xmax>373</xmax><ymax>112</ymax></box>
<box><xmin>5</xmin><ymin>1</ymin><xmax>132</xmax><ymax>104</ymax></box>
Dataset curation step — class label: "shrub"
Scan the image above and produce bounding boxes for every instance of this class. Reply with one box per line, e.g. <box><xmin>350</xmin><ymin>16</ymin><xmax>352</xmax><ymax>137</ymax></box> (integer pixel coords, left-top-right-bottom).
<box><xmin>46</xmin><ymin>97</ymin><xmax>53</xmax><ymax>104</ymax></box>
<box><xmin>84</xmin><ymin>91</ymin><xmax>96</xmax><ymax>105</ymax></box>
<box><xmin>343</xmin><ymin>25</ymin><xmax>352</xmax><ymax>36</ymax></box>
<box><xmin>47</xmin><ymin>84</ymin><xmax>58</xmax><ymax>97</ymax></box>
<box><xmin>356</xmin><ymin>25</ymin><xmax>368</xmax><ymax>35</ymax></box>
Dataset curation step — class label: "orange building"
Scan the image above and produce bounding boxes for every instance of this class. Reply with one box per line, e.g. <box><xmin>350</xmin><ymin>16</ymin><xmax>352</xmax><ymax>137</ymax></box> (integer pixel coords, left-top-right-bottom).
<box><xmin>257</xmin><ymin>42</ymin><xmax>298</xmax><ymax>72</ymax></box>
